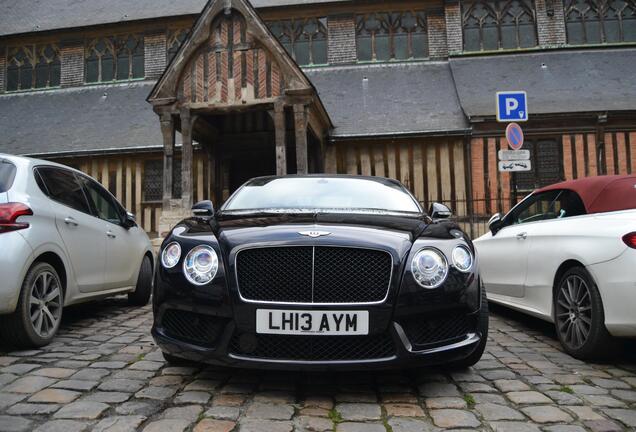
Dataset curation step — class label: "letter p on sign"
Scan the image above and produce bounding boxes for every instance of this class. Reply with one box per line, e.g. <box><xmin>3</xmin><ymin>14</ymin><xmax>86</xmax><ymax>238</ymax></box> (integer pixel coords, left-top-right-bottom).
<box><xmin>496</xmin><ymin>91</ymin><xmax>528</xmax><ymax>122</ymax></box>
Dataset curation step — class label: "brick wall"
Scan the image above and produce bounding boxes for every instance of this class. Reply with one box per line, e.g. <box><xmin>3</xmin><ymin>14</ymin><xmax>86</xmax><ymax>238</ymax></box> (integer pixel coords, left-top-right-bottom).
<box><xmin>444</xmin><ymin>0</ymin><xmax>463</xmax><ymax>54</ymax></box>
<box><xmin>60</xmin><ymin>41</ymin><xmax>84</xmax><ymax>87</ymax></box>
<box><xmin>0</xmin><ymin>47</ymin><xmax>6</xmax><ymax>93</ymax></box>
<box><xmin>427</xmin><ymin>10</ymin><xmax>448</xmax><ymax>59</ymax></box>
<box><xmin>535</xmin><ymin>0</ymin><xmax>567</xmax><ymax>47</ymax></box>
<box><xmin>327</xmin><ymin>15</ymin><xmax>356</xmax><ymax>65</ymax></box>
<box><xmin>145</xmin><ymin>33</ymin><xmax>167</xmax><ymax>79</ymax></box>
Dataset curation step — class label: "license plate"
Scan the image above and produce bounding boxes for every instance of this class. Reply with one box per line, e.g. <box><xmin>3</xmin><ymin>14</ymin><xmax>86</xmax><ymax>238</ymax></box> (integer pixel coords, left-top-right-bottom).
<box><xmin>256</xmin><ymin>309</ymin><xmax>369</xmax><ymax>335</ymax></box>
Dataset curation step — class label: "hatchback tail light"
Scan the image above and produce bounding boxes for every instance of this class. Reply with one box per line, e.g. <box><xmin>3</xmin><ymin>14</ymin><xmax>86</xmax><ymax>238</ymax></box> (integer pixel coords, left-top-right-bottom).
<box><xmin>623</xmin><ymin>232</ymin><xmax>636</xmax><ymax>249</ymax></box>
<box><xmin>0</xmin><ymin>203</ymin><xmax>33</xmax><ymax>233</ymax></box>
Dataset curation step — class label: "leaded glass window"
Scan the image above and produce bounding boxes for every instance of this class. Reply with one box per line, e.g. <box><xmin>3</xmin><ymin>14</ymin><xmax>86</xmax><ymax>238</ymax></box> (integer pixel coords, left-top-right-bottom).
<box><xmin>564</xmin><ymin>0</ymin><xmax>636</xmax><ymax>44</ymax></box>
<box><xmin>85</xmin><ymin>35</ymin><xmax>144</xmax><ymax>83</ymax></box>
<box><xmin>6</xmin><ymin>44</ymin><xmax>60</xmax><ymax>91</ymax></box>
<box><xmin>462</xmin><ymin>0</ymin><xmax>538</xmax><ymax>51</ymax></box>
<box><xmin>143</xmin><ymin>160</ymin><xmax>182</xmax><ymax>202</ymax></box>
<box><xmin>267</xmin><ymin>18</ymin><xmax>328</xmax><ymax>65</ymax></box>
<box><xmin>167</xmin><ymin>28</ymin><xmax>190</xmax><ymax>63</ymax></box>
<box><xmin>355</xmin><ymin>11</ymin><xmax>428</xmax><ymax>62</ymax></box>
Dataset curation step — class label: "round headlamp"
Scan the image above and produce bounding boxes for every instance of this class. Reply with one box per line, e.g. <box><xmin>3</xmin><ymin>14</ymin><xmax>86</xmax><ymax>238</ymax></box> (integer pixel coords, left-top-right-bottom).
<box><xmin>452</xmin><ymin>245</ymin><xmax>473</xmax><ymax>272</ymax></box>
<box><xmin>183</xmin><ymin>245</ymin><xmax>219</xmax><ymax>285</ymax></box>
<box><xmin>411</xmin><ymin>248</ymin><xmax>449</xmax><ymax>288</ymax></box>
<box><xmin>161</xmin><ymin>242</ymin><xmax>181</xmax><ymax>269</ymax></box>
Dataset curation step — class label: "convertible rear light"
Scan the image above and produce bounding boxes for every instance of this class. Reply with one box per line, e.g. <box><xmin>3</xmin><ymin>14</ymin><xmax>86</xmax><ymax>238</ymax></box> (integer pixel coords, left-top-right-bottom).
<box><xmin>623</xmin><ymin>232</ymin><xmax>636</xmax><ymax>249</ymax></box>
<box><xmin>0</xmin><ymin>203</ymin><xmax>33</xmax><ymax>233</ymax></box>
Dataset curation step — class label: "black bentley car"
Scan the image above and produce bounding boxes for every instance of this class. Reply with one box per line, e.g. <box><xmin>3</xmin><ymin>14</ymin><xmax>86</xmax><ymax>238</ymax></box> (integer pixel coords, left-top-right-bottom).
<box><xmin>152</xmin><ymin>175</ymin><xmax>488</xmax><ymax>370</ymax></box>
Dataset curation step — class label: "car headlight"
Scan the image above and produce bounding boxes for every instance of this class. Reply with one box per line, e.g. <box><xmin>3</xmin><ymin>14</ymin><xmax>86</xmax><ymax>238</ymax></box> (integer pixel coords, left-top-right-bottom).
<box><xmin>161</xmin><ymin>242</ymin><xmax>181</xmax><ymax>269</ymax></box>
<box><xmin>183</xmin><ymin>245</ymin><xmax>219</xmax><ymax>285</ymax></box>
<box><xmin>411</xmin><ymin>248</ymin><xmax>449</xmax><ymax>288</ymax></box>
<box><xmin>452</xmin><ymin>245</ymin><xmax>473</xmax><ymax>272</ymax></box>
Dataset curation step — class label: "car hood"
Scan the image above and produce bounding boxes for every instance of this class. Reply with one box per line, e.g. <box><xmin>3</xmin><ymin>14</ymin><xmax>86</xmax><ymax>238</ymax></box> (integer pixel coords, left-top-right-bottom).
<box><xmin>176</xmin><ymin>212</ymin><xmax>429</xmax><ymax>262</ymax></box>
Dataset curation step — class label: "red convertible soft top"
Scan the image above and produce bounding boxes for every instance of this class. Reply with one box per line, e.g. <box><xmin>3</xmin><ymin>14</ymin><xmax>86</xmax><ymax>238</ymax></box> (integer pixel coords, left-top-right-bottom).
<box><xmin>535</xmin><ymin>175</ymin><xmax>636</xmax><ymax>214</ymax></box>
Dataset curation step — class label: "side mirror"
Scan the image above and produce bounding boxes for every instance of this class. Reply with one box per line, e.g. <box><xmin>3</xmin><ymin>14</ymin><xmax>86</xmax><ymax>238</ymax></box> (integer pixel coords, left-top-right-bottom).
<box><xmin>429</xmin><ymin>202</ymin><xmax>452</xmax><ymax>221</ymax></box>
<box><xmin>488</xmin><ymin>212</ymin><xmax>503</xmax><ymax>235</ymax></box>
<box><xmin>192</xmin><ymin>200</ymin><xmax>215</xmax><ymax>217</ymax></box>
<box><xmin>123</xmin><ymin>212</ymin><xmax>137</xmax><ymax>229</ymax></box>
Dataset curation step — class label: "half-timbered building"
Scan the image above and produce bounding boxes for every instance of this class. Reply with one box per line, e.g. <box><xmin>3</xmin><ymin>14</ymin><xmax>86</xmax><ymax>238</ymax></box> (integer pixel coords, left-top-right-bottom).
<box><xmin>1</xmin><ymin>0</ymin><xmax>635</xmax><ymax>239</ymax></box>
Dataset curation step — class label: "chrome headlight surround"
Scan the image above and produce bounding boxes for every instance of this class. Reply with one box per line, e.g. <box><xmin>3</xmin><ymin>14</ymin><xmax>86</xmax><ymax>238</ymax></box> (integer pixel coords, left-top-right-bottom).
<box><xmin>411</xmin><ymin>247</ymin><xmax>449</xmax><ymax>289</ymax></box>
<box><xmin>183</xmin><ymin>245</ymin><xmax>219</xmax><ymax>286</ymax></box>
<box><xmin>161</xmin><ymin>242</ymin><xmax>182</xmax><ymax>269</ymax></box>
<box><xmin>451</xmin><ymin>245</ymin><xmax>473</xmax><ymax>272</ymax></box>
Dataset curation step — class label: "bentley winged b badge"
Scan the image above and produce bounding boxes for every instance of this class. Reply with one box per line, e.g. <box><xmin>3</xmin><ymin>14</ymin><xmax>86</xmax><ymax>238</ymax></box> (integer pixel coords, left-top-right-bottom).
<box><xmin>298</xmin><ymin>230</ymin><xmax>331</xmax><ymax>238</ymax></box>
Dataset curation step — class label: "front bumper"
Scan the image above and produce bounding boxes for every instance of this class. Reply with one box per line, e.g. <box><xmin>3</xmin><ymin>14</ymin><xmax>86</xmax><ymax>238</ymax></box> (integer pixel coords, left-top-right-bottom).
<box><xmin>152</xmin><ymin>308</ymin><xmax>483</xmax><ymax>371</ymax></box>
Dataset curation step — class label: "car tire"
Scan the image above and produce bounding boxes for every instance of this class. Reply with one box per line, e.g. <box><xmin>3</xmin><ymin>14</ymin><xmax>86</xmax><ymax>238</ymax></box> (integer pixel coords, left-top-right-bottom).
<box><xmin>128</xmin><ymin>256</ymin><xmax>152</xmax><ymax>306</ymax></box>
<box><xmin>446</xmin><ymin>285</ymin><xmax>489</xmax><ymax>370</ymax></box>
<box><xmin>554</xmin><ymin>266</ymin><xmax>621</xmax><ymax>360</ymax></box>
<box><xmin>0</xmin><ymin>262</ymin><xmax>64</xmax><ymax>348</ymax></box>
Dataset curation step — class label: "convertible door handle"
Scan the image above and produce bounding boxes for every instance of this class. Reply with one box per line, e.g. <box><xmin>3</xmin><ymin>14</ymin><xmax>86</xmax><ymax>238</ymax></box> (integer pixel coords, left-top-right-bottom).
<box><xmin>106</xmin><ymin>231</ymin><xmax>116</xmax><ymax>238</ymax></box>
<box><xmin>516</xmin><ymin>232</ymin><xmax>527</xmax><ymax>240</ymax></box>
<box><xmin>64</xmin><ymin>217</ymin><xmax>78</xmax><ymax>226</ymax></box>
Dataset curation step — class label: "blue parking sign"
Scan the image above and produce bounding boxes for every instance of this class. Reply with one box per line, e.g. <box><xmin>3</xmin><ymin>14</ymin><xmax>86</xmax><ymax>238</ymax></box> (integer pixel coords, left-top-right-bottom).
<box><xmin>496</xmin><ymin>91</ymin><xmax>528</xmax><ymax>122</ymax></box>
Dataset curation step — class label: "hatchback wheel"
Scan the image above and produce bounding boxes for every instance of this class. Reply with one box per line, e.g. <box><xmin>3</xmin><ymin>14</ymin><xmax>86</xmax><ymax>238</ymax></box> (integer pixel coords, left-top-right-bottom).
<box><xmin>0</xmin><ymin>262</ymin><xmax>63</xmax><ymax>348</ymax></box>
<box><xmin>554</xmin><ymin>267</ymin><xmax>620</xmax><ymax>359</ymax></box>
<box><xmin>128</xmin><ymin>256</ymin><xmax>152</xmax><ymax>306</ymax></box>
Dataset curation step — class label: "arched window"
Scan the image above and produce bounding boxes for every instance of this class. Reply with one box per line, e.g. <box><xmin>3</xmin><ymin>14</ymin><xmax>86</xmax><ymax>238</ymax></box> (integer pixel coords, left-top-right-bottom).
<box><xmin>355</xmin><ymin>11</ymin><xmax>428</xmax><ymax>62</ymax></box>
<box><xmin>267</xmin><ymin>18</ymin><xmax>328</xmax><ymax>66</ymax></box>
<box><xmin>167</xmin><ymin>28</ymin><xmax>190</xmax><ymax>63</ymax></box>
<box><xmin>564</xmin><ymin>0</ymin><xmax>636</xmax><ymax>44</ymax></box>
<box><xmin>462</xmin><ymin>0</ymin><xmax>538</xmax><ymax>51</ymax></box>
<box><xmin>85</xmin><ymin>35</ymin><xmax>144</xmax><ymax>83</ymax></box>
<box><xmin>6</xmin><ymin>44</ymin><xmax>60</xmax><ymax>91</ymax></box>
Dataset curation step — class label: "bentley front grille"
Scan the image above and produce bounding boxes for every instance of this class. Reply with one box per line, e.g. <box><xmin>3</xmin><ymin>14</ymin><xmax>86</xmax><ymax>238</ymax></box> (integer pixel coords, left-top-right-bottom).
<box><xmin>236</xmin><ymin>246</ymin><xmax>392</xmax><ymax>304</ymax></box>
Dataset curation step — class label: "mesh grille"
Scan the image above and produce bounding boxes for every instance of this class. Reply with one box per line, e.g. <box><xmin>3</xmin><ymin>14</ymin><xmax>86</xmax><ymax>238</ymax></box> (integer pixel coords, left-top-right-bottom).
<box><xmin>230</xmin><ymin>333</ymin><xmax>395</xmax><ymax>361</ymax></box>
<box><xmin>161</xmin><ymin>309</ymin><xmax>225</xmax><ymax>347</ymax></box>
<box><xmin>237</xmin><ymin>247</ymin><xmax>313</xmax><ymax>303</ymax></box>
<box><xmin>400</xmin><ymin>312</ymin><xmax>472</xmax><ymax>348</ymax></box>
<box><xmin>236</xmin><ymin>246</ymin><xmax>392</xmax><ymax>303</ymax></box>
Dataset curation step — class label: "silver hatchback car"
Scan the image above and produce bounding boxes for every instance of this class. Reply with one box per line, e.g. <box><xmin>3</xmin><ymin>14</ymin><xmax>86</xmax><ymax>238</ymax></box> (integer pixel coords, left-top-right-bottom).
<box><xmin>0</xmin><ymin>154</ymin><xmax>154</xmax><ymax>347</ymax></box>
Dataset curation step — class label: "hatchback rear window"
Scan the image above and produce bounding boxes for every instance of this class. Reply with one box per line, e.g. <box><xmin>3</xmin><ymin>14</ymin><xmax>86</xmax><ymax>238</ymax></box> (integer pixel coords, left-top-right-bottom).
<box><xmin>0</xmin><ymin>160</ymin><xmax>17</xmax><ymax>193</ymax></box>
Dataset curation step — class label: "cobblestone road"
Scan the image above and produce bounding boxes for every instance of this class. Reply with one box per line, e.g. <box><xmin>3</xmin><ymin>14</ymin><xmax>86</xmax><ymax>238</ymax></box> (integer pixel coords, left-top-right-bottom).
<box><xmin>1</xmin><ymin>298</ymin><xmax>635</xmax><ymax>432</ymax></box>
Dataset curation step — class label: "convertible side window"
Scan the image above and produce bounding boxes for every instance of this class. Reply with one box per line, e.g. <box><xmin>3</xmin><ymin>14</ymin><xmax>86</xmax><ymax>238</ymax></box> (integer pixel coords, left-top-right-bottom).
<box><xmin>510</xmin><ymin>190</ymin><xmax>562</xmax><ymax>225</ymax></box>
<box><xmin>508</xmin><ymin>189</ymin><xmax>586</xmax><ymax>225</ymax></box>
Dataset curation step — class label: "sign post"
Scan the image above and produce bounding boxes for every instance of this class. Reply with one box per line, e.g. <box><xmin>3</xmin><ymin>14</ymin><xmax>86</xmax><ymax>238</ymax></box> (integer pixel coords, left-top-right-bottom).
<box><xmin>497</xmin><ymin>92</ymin><xmax>531</xmax><ymax>178</ymax></box>
<box><xmin>496</xmin><ymin>91</ymin><xmax>528</xmax><ymax>122</ymax></box>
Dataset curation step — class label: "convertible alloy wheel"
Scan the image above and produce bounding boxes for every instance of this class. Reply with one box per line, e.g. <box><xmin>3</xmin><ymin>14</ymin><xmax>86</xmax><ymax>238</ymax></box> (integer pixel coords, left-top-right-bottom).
<box><xmin>28</xmin><ymin>270</ymin><xmax>63</xmax><ymax>339</ymax></box>
<box><xmin>555</xmin><ymin>274</ymin><xmax>592</xmax><ymax>350</ymax></box>
<box><xmin>553</xmin><ymin>267</ymin><xmax>621</xmax><ymax>359</ymax></box>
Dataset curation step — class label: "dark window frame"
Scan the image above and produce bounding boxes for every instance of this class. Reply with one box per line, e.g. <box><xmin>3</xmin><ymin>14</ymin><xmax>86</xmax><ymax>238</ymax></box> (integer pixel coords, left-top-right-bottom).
<box><xmin>6</xmin><ymin>44</ymin><xmax>61</xmax><ymax>92</ymax></box>
<box><xmin>462</xmin><ymin>0</ymin><xmax>538</xmax><ymax>52</ymax></box>
<box><xmin>143</xmin><ymin>159</ymin><xmax>182</xmax><ymax>203</ymax></box>
<box><xmin>85</xmin><ymin>34</ymin><xmax>145</xmax><ymax>84</ymax></box>
<box><xmin>267</xmin><ymin>17</ymin><xmax>329</xmax><ymax>66</ymax></box>
<box><xmin>355</xmin><ymin>11</ymin><xmax>429</xmax><ymax>62</ymax></box>
<box><xmin>167</xmin><ymin>28</ymin><xmax>190</xmax><ymax>63</ymax></box>
<box><xmin>564</xmin><ymin>0</ymin><xmax>636</xmax><ymax>45</ymax></box>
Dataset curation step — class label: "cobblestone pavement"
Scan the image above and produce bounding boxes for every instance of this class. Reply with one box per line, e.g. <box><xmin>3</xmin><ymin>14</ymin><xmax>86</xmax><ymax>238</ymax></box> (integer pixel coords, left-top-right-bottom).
<box><xmin>1</xmin><ymin>299</ymin><xmax>635</xmax><ymax>432</ymax></box>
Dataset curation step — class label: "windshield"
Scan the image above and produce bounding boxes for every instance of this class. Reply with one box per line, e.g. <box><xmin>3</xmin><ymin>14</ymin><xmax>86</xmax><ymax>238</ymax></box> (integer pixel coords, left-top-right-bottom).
<box><xmin>223</xmin><ymin>177</ymin><xmax>421</xmax><ymax>214</ymax></box>
<box><xmin>0</xmin><ymin>160</ymin><xmax>17</xmax><ymax>193</ymax></box>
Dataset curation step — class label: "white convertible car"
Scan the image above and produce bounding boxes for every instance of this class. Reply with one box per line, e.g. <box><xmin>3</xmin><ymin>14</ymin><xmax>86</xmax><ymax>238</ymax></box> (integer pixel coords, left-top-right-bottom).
<box><xmin>475</xmin><ymin>175</ymin><xmax>636</xmax><ymax>359</ymax></box>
